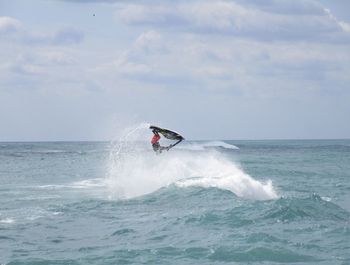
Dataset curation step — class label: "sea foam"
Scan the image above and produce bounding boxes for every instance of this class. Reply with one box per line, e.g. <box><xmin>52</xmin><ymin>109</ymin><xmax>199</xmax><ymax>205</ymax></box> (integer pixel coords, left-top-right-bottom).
<box><xmin>178</xmin><ymin>141</ymin><xmax>239</xmax><ymax>151</ymax></box>
<box><xmin>106</xmin><ymin>124</ymin><xmax>277</xmax><ymax>200</ymax></box>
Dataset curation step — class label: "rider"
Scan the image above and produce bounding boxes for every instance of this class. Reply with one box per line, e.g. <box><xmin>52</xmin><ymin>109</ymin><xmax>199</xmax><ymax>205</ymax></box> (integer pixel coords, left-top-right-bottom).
<box><xmin>151</xmin><ymin>130</ymin><xmax>169</xmax><ymax>153</ymax></box>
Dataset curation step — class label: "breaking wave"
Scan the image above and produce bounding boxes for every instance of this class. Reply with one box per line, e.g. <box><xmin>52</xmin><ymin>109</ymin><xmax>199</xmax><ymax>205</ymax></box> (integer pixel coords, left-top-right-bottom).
<box><xmin>106</xmin><ymin>123</ymin><xmax>277</xmax><ymax>200</ymax></box>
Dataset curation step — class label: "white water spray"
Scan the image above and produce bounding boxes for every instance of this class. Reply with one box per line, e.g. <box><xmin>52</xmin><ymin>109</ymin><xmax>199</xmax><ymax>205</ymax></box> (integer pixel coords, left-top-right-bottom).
<box><xmin>106</xmin><ymin>124</ymin><xmax>278</xmax><ymax>200</ymax></box>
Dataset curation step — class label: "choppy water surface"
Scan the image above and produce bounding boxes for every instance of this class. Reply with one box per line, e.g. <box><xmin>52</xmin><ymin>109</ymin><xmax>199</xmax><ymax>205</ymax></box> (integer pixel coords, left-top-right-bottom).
<box><xmin>1</xmin><ymin>138</ymin><xmax>349</xmax><ymax>264</ymax></box>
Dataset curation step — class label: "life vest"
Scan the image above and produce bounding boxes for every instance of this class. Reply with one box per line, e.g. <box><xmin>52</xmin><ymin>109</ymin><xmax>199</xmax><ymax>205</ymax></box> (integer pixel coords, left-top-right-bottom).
<box><xmin>151</xmin><ymin>134</ymin><xmax>161</xmax><ymax>145</ymax></box>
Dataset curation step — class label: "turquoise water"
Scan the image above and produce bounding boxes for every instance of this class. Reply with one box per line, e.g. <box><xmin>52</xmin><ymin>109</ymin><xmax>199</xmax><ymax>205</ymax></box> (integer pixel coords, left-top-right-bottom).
<box><xmin>1</xmin><ymin>139</ymin><xmax>349</xmax><ymax>264</ymax></box>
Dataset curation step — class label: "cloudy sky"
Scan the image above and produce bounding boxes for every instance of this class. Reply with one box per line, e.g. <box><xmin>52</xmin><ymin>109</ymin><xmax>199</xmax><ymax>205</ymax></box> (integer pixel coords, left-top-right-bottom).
<box><xmin>0</xmin><ymin>0</ymin><xmax>349</xmax><ymax>141</ymax></box>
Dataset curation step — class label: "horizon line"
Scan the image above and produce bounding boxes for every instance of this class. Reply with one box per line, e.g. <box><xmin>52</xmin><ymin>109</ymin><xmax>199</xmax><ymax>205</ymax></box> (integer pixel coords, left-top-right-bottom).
<box><xmin>1</xmin><ymin>138</ymin><xmax>349</xmax><ymax>143</ymax></box>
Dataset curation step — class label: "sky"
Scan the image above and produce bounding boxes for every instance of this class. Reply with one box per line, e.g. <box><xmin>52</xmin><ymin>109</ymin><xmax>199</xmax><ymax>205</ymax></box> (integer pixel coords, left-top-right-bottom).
<box><xmin>0</xmin><ymin>0</ymin><xmax>349</xmax><ymax>141</ymax></box>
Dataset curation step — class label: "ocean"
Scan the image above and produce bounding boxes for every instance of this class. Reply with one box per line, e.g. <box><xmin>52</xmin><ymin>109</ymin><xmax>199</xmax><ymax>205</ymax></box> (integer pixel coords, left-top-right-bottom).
<box><xmin>1</xmin><ymin>130</ymin><xmax>350</xmax><ymax>264</ymax></box>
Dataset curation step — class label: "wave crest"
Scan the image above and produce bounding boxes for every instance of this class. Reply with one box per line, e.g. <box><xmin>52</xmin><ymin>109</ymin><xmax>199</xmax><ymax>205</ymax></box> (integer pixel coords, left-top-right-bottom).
<box><xmin>106</xmin><ymin>124</ymin><xmax>277</xmax><ymax>200</ymax></box>
<box><xmin>179</xmin><ymin>141</ymin><xmax>239</xmax><ymax>151</ymax></box>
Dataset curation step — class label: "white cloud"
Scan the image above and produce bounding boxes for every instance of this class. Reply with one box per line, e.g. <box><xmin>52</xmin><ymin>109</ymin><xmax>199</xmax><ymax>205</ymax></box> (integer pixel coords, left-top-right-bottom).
<box><xmin>339</xmin><ymin>21</ymin><xmax>350</xmax><ymax>33</ymax></box>
<box><xmin>40</xmin><ymin>50</ymin><xmax>76</xmax><ymax>65</ymax></box>
<box><xmin>1</xmin><ymin>0</ymin><xmax>350</xmax><ymax>140</ymax></box>
<box><xmin>22</xmin><ymin>27</ymin><xmax>84</xmax><ymax>45</ymax></box>
<box><xmin>15</xmin><ymin>50</ymin><xmax>75</xmax><ymax>67</ymax></box>
<box><xmin>117</xmin><ymin>4</ymin><xmax>186</xmax><ymax>26</ymax></box>
<box><xmin>235</xmin><ymin>0</ymin><xmax>325</xmax><ymax>15</ymax></box>
<box><xmin>133</xmin><ymin>30</ymin><xmax>164</xmax><ymax>53</ymax></box>
<box><xmin>86</xmin><ymin>20</ymin><xmax>350</xmax><ymax>98</ymax></box>
<box><xmin>0</xmin><ymin>16</ymin><xmax>84</xmax><ymax>46</ymax></box>
<box><xmin>11</xmin><ymin>64</ymin><xmax>46</xmax><ymax>75</ymax></box>
<box><xmin>99</xmin><ymin>30</ymin><xmax>165</xmax><ymax>79</ymax></box>
<box><xmin>115</xmin><ymin>1</ymin><xmax>350</xmax><ymax>42</ymax></box>
<box><xmin>188</xmin><ymin>1</ymin><xmax>250</xmax><ymax>31</ymax></box>
<box><xmin>114</xmin><ymin>54</ymin><xmax>152</xmax><ymax>76</ymax></box>
<box><xmin>52</xmin><ymin>28</ymin><xmax>84</xmax><ymax>45</ymax></box>
<box><xmin>0</xmin><ymin>16</ymin><xmax>22</xmax><ymax>33</ymax></box>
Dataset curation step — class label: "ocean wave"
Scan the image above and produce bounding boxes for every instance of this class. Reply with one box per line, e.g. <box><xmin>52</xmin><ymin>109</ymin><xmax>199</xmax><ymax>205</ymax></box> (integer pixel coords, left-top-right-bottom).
<box><xmin>179</xmin><ymin>141</ymin><xmax>239</xmax><ymax>151</ymax></box>
<box><xmin>29</xmin><ymin>125</ymin><xmax>274</xmax><ymax>201</ymax></box>
<box><xmin>0</xmin><ymin>207</ymin><xmax>57</xmax><ymax>225</ymax></box>
<box><xmin>175</xmin><ymin>174</ymin><xmax>276</xmax><ymax>201</ymax></box>
<box><xmin>209</xmin><ymin>246</ymin><xmax>319</xmax><ymax>262</ymax></box>
<box><xmin>106</xmin><ymin>149</ymin><xmax>277</xmax><ymax>200</ymax></box>
<box><xmin>263</xmin><ymin>194</ymin><xmax>350</xmax><ymax>222</ymax></box>
<box><xmin>106</xmin><ymin>127</ymin><xmax>276</xmax><ymax>200</ymax></box>
<box><xmin>38</xmin><ymin>178</ymin><xmax>107</xmax><ymax>190</ymax></box>
<box><xmin>0</xmin><ymin>218</ymin><xmax>15</xmax><ymax>224</ymax></box>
